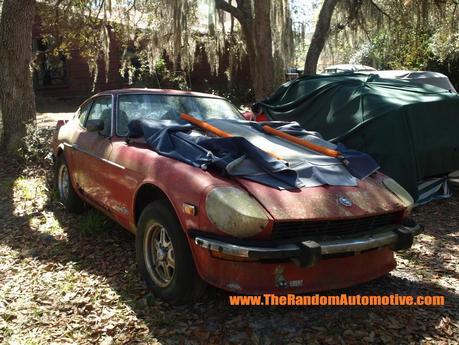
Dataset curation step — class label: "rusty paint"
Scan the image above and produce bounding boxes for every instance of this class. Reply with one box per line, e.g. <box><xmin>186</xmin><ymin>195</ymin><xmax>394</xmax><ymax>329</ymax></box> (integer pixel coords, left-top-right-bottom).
<box><xmin>274</xmin><ymin>265</ymin><xmax>288</xmax><ymax>288</ymax></box>
<box><xmin>236</xmin><ymin>176</ymin><xmax>405</xmax><ymax>221</ymax></box>
<box><xmin>53</xmin><ymin>90</ymin><xmax>410</xmax><ymax>295</ymax></box>
<box><xmin>192</xmin><ymin>244</ymin><xmax>396</xmax><ymax>294</ymax></box>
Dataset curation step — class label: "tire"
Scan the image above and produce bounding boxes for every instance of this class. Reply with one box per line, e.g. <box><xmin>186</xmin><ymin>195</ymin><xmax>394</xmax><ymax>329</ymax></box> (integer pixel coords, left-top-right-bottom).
<box><xmin>54</xmin><ymin>153</ymin><xmax>85</xmax><ymax>213</ymax></box>
<box><xmin>136</xmin><ymin>200</ymin><xmax>206</xmax><ymax>304</ymax></box>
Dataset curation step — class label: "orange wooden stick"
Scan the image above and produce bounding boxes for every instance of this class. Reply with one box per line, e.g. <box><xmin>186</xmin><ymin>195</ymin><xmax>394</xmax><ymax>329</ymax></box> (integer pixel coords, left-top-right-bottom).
<box><xmin>180</xmin><ymin>113</ymin><xmax>232</xmax><ymax>138</ymax></box>
<box><xmin>180</xmin><ymin>113</ymin><xmax>284</xmax><ymax>161</ymax></box>
<box><xmin>262</xmin><ymin>125</ymin><xmax>341</xmax><ymax>158</ymax></box>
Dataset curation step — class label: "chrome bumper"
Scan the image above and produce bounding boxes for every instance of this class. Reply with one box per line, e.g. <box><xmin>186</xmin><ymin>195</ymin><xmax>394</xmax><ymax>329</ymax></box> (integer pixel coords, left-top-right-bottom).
<box><xmin>194</xmin><ymin>222</ymin><xmax>422</xmax><ymax>267</ymax></box>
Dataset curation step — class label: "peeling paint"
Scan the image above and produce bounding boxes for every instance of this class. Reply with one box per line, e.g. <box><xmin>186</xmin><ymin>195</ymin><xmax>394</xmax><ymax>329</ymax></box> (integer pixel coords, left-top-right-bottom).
<box><xmin>274</xmin><ymin>265</ymin><xmax>288</xmax><ymax>288</ymax></box>
<box><xmin>237</xmin><ymin>175</ymin><xmax>405</xmax><ymax>220</ymax></box>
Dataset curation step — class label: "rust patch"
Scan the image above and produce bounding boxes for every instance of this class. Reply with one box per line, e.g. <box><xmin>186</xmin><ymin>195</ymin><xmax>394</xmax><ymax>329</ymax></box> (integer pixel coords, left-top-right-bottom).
<box><xmin>274</xmin><ymin>265</ymin><xmax>288</xmax><ymax>288</ymax></box>
<box><xmin>237</xmin><ymin>175</ymin><xmax>405</xmax><ymax>220</ymax></box>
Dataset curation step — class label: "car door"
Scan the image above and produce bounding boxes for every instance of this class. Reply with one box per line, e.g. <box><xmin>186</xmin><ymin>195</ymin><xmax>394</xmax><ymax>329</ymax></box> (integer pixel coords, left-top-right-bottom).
<box><xmin>62</xmin><ymin>99</ymin><xmax>92</xmax><ymax>187</ymax></box>
<box><xmin>102</xmin><ymin>94</ymin><xmax>147</xmax><ymax>229</ymax></box>
<box><xmin>72</xmin><ymin>95</ymin><xmax>114</xmax><ymax>210</ymax></box>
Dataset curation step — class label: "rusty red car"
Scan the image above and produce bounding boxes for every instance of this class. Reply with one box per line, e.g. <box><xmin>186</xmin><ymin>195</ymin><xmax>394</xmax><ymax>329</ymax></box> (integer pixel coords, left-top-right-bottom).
<box><xmin>52</xmin><ymin>88</ymin><xmax>421</xmax><ymax>304</ymax></box>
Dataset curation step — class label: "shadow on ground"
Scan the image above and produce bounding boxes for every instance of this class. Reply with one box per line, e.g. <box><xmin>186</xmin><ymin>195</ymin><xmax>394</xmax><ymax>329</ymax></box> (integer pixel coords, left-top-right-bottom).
<box><xmin>0</xmin><ymin>154</ymin><xmax>457</xmax><ymax>344</ymax></box>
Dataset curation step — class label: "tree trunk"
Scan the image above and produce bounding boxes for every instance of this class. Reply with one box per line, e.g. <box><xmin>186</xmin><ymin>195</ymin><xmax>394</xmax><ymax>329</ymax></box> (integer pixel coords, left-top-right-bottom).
<box><xmin>304</xmin><ymin>0</ymin><xmax>339</xmax><ymax>75</ymax></box>
<box><xmin>216</xmin><ymin>0</ymin><xmax>276</xmax><ymax>100</ymax></box>
<box><xmin>0</xmin><ymin>0</ymin><xmax>36</xmax><ymax>153</ymax></box>
<box><xmin>251</xmin><ymin>0</ymin><xmax>274</xmax><ymax>99</ymax></box>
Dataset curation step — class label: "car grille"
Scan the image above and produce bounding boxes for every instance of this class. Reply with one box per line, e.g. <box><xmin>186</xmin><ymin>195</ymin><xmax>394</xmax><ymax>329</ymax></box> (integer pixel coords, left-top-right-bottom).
<box><xmin>271</xmin><ymin>212</ymin><xmax>402</xmax><ymax>241</ymax></box>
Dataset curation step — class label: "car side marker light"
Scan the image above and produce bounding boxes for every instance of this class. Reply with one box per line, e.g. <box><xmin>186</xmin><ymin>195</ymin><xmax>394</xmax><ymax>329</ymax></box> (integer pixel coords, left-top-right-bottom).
<box><xmin>183</xmin><ymin>203</ymin><xmax>197</xmax><ymax>216</ymax></box>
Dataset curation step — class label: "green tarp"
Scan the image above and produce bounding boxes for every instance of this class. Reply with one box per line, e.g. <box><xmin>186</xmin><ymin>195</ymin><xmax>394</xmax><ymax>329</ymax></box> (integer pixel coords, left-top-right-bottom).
<box><xmin>255</xmin><ymin>73</ymin><xmax>459</xmax><ymax>199</ymax></box>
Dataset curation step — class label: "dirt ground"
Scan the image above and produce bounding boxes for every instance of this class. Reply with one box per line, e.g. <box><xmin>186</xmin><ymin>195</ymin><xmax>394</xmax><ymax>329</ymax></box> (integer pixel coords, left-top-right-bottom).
<box><xmin>0</xmin><ymin>144</ymin><xmax>458</xmax><ymax>344</ymax></box>
<box><xmin>35</xmin><ymin>98</ymin><xmax>79</xmax><ymax>128</ymax></box>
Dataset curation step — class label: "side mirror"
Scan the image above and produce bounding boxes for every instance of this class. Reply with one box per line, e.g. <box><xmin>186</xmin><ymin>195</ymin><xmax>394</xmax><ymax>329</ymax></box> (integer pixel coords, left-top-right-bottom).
<box><xmin>87</xmin><ymin>119</ymin><xmax>105</xmax><ymax>132</ymax></box>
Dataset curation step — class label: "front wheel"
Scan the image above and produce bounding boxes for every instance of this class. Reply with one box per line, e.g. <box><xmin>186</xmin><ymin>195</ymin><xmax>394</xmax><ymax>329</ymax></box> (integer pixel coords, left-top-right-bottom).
<box><xmin>136</xmin><ymin>200</ymin><xmax>206</xmax><ymax>304</ymax></box>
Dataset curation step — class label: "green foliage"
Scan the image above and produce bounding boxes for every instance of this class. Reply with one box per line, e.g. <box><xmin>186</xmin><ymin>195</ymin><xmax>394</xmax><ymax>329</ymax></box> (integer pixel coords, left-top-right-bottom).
<box><xmin>324</xmin><ymin>0</ymin><xmax>459</xmax><ymax>79</ymax></box>
<box><xmin>366</xmin><ymin>28</ymin><xmax>433</xmax><ymax>70</ymax></box>
<box><xmin>17</xmin><ymin>124</ymin><xmax>54</xmax><ymax>167</ymax></box>
<box><xmin>36</xmin><ymin>1</ymin><xmax>295</xmax><ymax>98</ymax></box>
<box><xmin>210</xmin><ymin>85</ymin><xmax>255</xmax><ymax>106</ymax></box>
<box><xmin>76</xmin><ymin>209</ymin><xmax>112</xmax><ymax>236</ymax></box>
<box><xmin>430</xmin><ymin>31</ymin><xmax>459</xmax><ymax>62</ymax></box>
<box><xmin>122</xmin><ymin>55</ymin><xmax>191</xmax><ymax>90</ymax></box>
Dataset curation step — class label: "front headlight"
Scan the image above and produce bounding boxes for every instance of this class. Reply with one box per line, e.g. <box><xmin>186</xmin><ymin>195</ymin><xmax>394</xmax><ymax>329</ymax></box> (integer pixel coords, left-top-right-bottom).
<box><xmin>205</xmin><ymin>187</ymin><xmax>269</xmax><ymax>238</ymax></box>
<box><xmin>382</xmin><ymin>177</ymin><xmax>414</xmax><ymax>213</ymax></box>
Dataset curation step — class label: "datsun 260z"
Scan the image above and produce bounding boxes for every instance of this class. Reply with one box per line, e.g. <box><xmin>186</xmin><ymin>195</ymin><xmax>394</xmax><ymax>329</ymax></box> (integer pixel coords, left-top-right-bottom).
<box><xmin>52</xmin><ymin>89</ymin><xmax>421</xmax><ymax>304</ymax></box>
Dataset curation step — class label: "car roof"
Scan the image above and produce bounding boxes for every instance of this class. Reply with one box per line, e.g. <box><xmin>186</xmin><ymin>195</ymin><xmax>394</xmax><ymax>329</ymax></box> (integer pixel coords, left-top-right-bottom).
<box><xmin>94</xmin><ymin>88</ymin><xmax>225</xmax><ymax>99</ymax></box>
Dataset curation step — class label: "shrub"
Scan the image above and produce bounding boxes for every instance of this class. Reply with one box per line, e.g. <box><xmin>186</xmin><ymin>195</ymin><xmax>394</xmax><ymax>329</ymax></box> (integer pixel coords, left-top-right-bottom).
<box><xmin>17</xmin><ymin>123</ymin><xmax>54</xmax><ymax>168</ymax></box>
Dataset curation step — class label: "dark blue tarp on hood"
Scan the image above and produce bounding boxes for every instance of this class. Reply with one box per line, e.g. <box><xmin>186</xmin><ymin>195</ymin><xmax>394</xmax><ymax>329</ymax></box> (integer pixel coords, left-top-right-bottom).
<box><xmin>128</xmin><ymin>118</ymin><xmax>378</xmax><ymax>189</ymax></box>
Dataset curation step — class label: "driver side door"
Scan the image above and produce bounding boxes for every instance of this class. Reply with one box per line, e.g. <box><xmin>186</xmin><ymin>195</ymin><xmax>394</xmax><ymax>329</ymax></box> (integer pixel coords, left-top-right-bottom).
<box><xmin>73</xmin><ymin>95</ymin><xmax>114</xmax><ymax>210</ymax></box>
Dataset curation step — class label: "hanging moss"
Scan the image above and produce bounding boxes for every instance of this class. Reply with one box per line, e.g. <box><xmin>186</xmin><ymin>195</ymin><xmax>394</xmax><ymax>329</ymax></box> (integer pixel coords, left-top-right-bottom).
<box><xmin>323</xmin><ymin>0</ymin><xmax>459</xmax><ymax>70</ymax></box>
<box><xmin>37</xmin><ymin>0</ymin><xmax>295</xmax><ymax>92</ymax></box>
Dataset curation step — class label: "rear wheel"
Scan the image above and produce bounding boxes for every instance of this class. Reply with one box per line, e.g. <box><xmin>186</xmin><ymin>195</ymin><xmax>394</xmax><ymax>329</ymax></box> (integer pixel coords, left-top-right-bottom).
<box><xmin>136</xmin><ymin>200</ymin><xmax>206</xmax><ymax>304</ymax></box>
<box><xmin>54</xmin><ymin>154</ymin><xmax>85</xmax><ymax>213</ymax></box>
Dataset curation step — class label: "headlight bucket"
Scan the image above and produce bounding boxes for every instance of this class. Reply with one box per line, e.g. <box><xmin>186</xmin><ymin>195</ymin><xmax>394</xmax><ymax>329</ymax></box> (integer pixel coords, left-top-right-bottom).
<box><xmin>382</xmin><ymin>177</ymin><xmax>414</xmax><ymax>213</ymax></box>
<box><xmin>205</xmin><ymin>187</ymin><xmax>269</xmax><ymax>238</ymax></box>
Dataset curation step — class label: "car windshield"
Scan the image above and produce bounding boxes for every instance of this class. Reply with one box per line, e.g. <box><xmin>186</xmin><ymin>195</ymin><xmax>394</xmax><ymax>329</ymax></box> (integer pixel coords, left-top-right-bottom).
<box><xmin>117</xmin><ymin>94</ymin><xmax>244</xmax><ymax>136</ymax></box>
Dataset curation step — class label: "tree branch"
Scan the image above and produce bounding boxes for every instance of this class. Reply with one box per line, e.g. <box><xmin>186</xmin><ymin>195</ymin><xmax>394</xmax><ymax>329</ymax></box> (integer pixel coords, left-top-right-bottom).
<box><xmin>215</xmin><ymin>0</ymin><xmax>244</xmax><ymax>22</ymax></box>
<box><xmin>127</xmin><ymin>0</ymin><xmax>136</xmax><ymax>12</ymax></box>
<box><xmin>369</xmin><ymin>0</ymin><xmax>392</xmax><ymax>20</ymax></box>
<box><xmin>304</xmin><ymin>0</ymin><xmax>339</xmax><ymax>74</ymax></box>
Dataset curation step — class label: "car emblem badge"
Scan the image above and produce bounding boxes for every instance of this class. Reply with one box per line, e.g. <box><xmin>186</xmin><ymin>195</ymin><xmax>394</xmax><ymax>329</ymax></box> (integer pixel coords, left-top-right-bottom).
<box><xmin>338</xmin><ymin>196</ymin><xmax>352</xmax><ymax>207</ymax></box>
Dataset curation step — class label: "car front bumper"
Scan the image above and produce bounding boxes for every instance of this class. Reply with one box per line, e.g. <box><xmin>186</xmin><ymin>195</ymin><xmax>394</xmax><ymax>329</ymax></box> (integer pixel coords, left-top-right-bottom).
<box><xmin>189</xmin><ymin>220</ymin><xmax>422</xmax><ymax>293</ymax></box>
<box><xmin>193</xmin><ymin>221</ymin><xmax>422</xmax><ymax>268</ymax></box>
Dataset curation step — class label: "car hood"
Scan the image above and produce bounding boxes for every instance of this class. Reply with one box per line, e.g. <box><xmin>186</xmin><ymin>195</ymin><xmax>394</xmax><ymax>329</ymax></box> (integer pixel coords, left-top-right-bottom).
<box><xmin>236</xmin><ymin>175</ymin><xmax>405</xmax><ymax>221</ymax></box>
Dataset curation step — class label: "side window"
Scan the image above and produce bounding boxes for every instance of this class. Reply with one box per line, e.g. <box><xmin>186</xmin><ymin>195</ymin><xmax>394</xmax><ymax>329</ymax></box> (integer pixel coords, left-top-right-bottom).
<box><xmin>117</xmin><ymin>94</ymin><xmax>176</xmax><ymax>136</ymax></box>
<box><xmin>86</xmin><ymin>96</ymin><xmax>112</xmax><ymax>136</ymax></box>
<box><xmin>78</xmin><ymin>101</ymin><xmax>92</xmax><ymax>127</ymax></box>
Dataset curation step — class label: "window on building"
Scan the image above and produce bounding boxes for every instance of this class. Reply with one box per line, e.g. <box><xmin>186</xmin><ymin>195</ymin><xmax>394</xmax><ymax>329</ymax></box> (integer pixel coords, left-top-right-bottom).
<box><xmin>33</xmin><ymin>37</ymin><xmax>68</xmax><ymax>88</ymax></box>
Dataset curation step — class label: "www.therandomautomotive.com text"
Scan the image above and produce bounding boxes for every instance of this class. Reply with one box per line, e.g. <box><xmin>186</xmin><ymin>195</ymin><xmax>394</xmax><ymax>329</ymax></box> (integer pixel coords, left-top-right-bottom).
<box><xmin>229</xmin><ymin>294</ymin><xmax>445</xmax><ymax>306</ymax></box>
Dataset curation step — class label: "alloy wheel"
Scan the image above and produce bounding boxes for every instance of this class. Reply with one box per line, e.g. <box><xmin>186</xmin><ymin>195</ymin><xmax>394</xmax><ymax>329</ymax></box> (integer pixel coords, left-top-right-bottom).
<box><xmin>143</xmin><ymin>223</ymin><xmax>176</xmax><ymax>287</ymax></box>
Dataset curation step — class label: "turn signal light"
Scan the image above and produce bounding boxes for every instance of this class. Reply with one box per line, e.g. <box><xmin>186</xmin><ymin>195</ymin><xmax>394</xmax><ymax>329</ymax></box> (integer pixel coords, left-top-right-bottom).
<box><xmin>182</xmin><ymin>203</ymin><xmax>197</xmax><ymax>216</ymax></box>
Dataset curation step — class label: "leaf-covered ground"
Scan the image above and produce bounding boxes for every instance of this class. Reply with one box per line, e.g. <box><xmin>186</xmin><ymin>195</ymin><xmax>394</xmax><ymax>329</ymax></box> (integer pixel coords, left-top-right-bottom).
<box><xmin>0</xmin><ymin>155</ymin><xmax>458</xmax><ymax>345</ymax></box>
